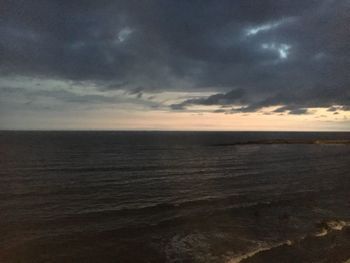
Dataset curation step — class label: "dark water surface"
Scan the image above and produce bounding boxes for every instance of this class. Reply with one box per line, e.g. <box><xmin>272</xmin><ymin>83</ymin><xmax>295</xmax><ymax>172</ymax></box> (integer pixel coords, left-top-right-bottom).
<box><xmin>1</xmin><ymin>131</ymin><xmax>350</xmax><ymax>262</ymax></box>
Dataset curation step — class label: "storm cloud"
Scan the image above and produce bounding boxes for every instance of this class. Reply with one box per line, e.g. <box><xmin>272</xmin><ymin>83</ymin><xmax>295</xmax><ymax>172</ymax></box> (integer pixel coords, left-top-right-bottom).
<box><xmin>1</xmin><ymin>0</ymin><xmax>350</xmax><ymax>116</ymax></box>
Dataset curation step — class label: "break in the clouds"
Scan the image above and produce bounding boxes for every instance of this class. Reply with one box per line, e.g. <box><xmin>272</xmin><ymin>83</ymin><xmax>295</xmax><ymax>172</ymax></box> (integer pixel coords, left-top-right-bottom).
<box><xmin>0</xmin><ymin>0</ymin><xmax>350</xmax><ymax>130</ymax></box>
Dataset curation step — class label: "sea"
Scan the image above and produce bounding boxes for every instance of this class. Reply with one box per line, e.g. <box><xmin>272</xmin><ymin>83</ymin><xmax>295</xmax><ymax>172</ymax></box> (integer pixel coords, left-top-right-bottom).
<box><xmin>0</xmin><ymin>131</ymin><xmax>350</xmax><ymax>263</ymax></box>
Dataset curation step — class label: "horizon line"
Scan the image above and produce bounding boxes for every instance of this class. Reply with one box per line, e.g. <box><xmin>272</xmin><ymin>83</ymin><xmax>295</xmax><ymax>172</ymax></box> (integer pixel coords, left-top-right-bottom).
<box><xmin>1</xmin><ymin>129</ymin><xmax>349</xmax><ymax>133</ymax></box>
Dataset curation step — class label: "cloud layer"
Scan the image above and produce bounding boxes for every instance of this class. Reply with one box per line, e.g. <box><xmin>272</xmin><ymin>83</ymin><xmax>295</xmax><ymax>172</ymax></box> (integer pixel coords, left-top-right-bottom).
<box><xmin>1</xmin><ymin>0</ymin><xmax>350</xmax><ymax>119</ymax></box>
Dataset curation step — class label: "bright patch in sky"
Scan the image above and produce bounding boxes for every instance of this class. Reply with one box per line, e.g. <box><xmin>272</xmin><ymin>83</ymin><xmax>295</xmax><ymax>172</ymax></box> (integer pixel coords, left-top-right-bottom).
<box><xmin>246</xmin><ymin>22</ymin><xmax>281</xmax><ymax>36</ymax></box>
<box><xmin>262</xmin><ymin>43</ymin><xmax>291</xmax><ymax>59</ymax></box>
<box><xmin>245</xmin><ymin>18</ymin><xmax>295</xmax><ymax>37</ymax></box>
<box><xmin>117</xmin><ymin>27</ymin><xmax>133</xmax><ymax>42</ymax></box>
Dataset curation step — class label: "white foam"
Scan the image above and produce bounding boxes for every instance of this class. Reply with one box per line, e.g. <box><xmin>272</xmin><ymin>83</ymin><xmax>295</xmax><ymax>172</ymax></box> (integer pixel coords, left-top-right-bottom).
<box><xmin>314</xmin><ymin>219</ymin><xmax>350</xmax><ymax>237</ymax></box>
<box><xmin>315</xmin><ymin>228</ymin><xmax>328</xmax><ymax>237</ymax></box>
<box><xmin>226</xmin><ymin>240</ymin><xmax>293</xmax><ymax>263</ymax></box>
<box><xmin>327</xmin><ymin>220</ymin><xmax>348</xmax><ymax>231</ymax></box>
<box><xmin>227</xmin><ymin>219</ymin><xmax>350</xmax><ymax>262</ymax></box>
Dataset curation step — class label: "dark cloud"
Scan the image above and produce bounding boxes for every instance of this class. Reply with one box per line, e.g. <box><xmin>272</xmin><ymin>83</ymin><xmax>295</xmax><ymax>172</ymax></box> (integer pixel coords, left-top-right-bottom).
<box><xmin>171</xmin><ymin>89</ymin><xmax>245</xmax><ymax>109</ymax></box>
<box><xmin>1</xmin><ymin>0</ymin><xmax>349</xmax><ymax>114</ymax></box>
<box><xmin>0</xmin><ymin>86</ymin><xmax>159</xmax><ymax>109</ymax></box>
<box><xmin>287</xmin><ymin>108</ymin><xmax>309</xmax><ymax>115</ymax></box>
<box><xmin>175</xmin><ymin>83</ymin><xmax>350</xmax><ymax>114</ymax></box>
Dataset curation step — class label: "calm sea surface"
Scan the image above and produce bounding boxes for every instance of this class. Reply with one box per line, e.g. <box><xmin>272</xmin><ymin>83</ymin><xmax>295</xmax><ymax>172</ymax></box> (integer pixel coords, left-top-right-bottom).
<box><xmin>1</xmin><ymin>131</ymin><xmax>350</xmax><ymax>262</ymax></box>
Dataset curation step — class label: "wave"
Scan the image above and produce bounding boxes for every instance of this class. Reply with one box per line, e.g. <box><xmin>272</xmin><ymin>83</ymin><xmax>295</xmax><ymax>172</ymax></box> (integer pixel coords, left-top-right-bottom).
<box><xmin>226</xmin><ymin>240</ymin><xmax>293</xmax><ymax>263</ymax></box>
<box><xmin>67</xmin><ymin>190</ymin><xmax>319</xmax><ymax>221</ymax></box>
<box><xmin>314</xmin><ymin>220</ymin><xmax>350</xmax><ymax>237</ymax></box>
<box><xmin>228</xmin><ymin>219</ymin><xmax>350</xmax><ymax>263</ymax></box>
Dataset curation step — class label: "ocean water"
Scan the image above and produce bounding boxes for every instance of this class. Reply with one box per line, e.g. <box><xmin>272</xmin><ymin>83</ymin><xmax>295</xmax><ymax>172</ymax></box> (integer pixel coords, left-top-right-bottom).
<box><xmin>0</xmin><ymin>131</ymin><xmax>350</xmax><ymax>263</ymax></box>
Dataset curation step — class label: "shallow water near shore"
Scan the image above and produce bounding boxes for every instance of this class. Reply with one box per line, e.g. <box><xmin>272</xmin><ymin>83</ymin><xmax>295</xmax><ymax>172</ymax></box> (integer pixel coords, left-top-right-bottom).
<box><xmin>1</xmin><ymin>131</ymin><xmax>350</xmax><ymax>262</ymax></box>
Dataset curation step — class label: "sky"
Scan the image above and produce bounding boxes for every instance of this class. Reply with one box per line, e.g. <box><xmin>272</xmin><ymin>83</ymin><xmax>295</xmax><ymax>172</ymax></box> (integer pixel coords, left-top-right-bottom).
<box><xmin>1</xmin><ymin>0</ymin><xmax>350</xmax><ymax>131</ymax></box>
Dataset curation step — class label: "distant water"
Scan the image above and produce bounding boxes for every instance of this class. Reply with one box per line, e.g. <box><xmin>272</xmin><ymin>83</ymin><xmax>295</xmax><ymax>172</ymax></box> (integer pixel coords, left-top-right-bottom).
<box><xmin>1</xmin><ymin>131</ymin><xmax>350</xmax><ymax>263</ymax></box>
